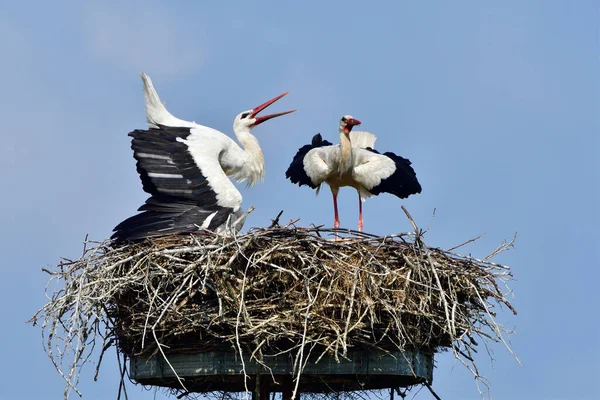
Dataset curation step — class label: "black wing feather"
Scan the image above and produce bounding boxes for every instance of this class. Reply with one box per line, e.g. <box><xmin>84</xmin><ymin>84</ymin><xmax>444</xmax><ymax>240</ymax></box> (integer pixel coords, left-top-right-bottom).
<box><xmin>285</xmin><ymin>133</ymin><xmax>333</xmax><ymax>189</ymax></box>
<box><xmin>112</xmin><ymin>125</ymin><xmax>236</xmax><ymax>243</ymax></box>
<box><xmin>365</xmin><ymin>148</ymin><xmax>422</xmax><ymax>199</ymax></box>
<box><xmin>129</xmin><ymin>125</ymin><xmax>219</xmax><ymax>205</ymax></box>
<box><xmin>112</xmin><ymin>196</ymin><xmax>233</xmax><ymax>243</ymax></box>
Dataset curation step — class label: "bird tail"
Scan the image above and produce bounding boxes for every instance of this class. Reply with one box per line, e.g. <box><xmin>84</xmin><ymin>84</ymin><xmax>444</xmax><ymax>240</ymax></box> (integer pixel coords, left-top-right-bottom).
<box><xmin>350</xmin><ymin>131</ymin><xmax>377</xmax><ymax>149</ymax></box>
<box><xmin>140</xmin><ymin>72</ymin><xmax>193</xmax><ymax>128</ymax></box>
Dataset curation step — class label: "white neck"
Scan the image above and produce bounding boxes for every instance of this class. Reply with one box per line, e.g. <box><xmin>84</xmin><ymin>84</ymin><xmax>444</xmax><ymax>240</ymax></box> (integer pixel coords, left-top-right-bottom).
<box><xmin>339</xmin><ymin>128</ymin><xmax>353</xmax><ymax>171</ymax></box>
<box><xmin>233</xmin><ymin>126</ymin><xmax>265</xmax><ymax>186</ymax></box>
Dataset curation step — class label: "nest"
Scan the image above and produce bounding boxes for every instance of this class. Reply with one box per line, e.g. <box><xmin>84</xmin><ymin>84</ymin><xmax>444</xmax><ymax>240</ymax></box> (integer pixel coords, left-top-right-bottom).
<box><xmin>30</xmin><ymin>211</ymin><xmax>517</xmax><ymax>399</ymax></box>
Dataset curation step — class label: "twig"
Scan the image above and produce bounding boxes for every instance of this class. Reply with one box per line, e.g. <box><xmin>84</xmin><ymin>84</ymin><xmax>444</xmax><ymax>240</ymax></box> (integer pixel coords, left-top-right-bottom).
<box><xmin>447</xmin><ymin>233</ymin><xmax>486</xmax><ymax>252</ymax></box>
<box><xmin>29</xmin><ymin>214</ymin><xmax>518</xmax><ymax>399</ymax></box>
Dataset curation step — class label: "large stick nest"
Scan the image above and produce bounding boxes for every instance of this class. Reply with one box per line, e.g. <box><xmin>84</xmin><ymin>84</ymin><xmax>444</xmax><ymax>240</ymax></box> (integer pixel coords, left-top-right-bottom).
<box><xmin>30</xmin><ymin>214</ymin><xmax>517</xmax><ymax>398</ymax></box>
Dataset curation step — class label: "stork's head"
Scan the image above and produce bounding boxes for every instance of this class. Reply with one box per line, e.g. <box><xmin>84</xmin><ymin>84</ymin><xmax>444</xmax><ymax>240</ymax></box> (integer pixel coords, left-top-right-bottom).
<box><xmin>233</xmin><ymin>92</ymin><xmax>295</xmax><ymax>132</ymax></box>
<box><xmin>339</xmin><ymin>115</ymin><xmax>362</xmax><ymax>134</ymax></box>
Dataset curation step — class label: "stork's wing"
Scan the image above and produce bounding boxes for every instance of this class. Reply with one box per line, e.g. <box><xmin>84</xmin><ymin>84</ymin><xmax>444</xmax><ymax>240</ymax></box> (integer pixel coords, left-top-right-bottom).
<box><xmin>285</xmin><ymin>133</ymin><xmax>334</xmax><ymax>188</ymax></box>
<box><xmin>352</xmin><ymin>148</ymin><xmax>422</xmax><ymax>199</ymax></box>
<box><xmin>112</xmin><ymin>125</ymin><xmax>243</xmax><ymax>243</ymax></box>
<box><xmin>112</xmin><ymin>198</ymin><xmax>238</xmax><ymax>242</ymax></box>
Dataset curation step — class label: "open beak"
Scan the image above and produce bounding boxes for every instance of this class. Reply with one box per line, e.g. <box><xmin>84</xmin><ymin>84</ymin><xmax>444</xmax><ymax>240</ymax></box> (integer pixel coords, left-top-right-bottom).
<box><xmin>250</xmin><ymin>92</ymin><xmax>296</xmax><ymax>126</ymax></box>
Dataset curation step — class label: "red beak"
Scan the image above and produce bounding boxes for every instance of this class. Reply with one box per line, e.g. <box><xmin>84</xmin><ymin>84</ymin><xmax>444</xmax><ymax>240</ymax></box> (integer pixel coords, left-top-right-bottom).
<box><xmin>250</xmin><ymin>92</ymin><xmax>296</xmax><ymax>126</ymax></box>
<box><xmin>347</xmin><ymin>118</ymin><xmax>362</xmax><ymax>126</ymax></box>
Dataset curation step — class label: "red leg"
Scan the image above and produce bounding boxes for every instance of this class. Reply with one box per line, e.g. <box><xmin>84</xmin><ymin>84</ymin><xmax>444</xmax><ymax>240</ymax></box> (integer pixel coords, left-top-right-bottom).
<box><xmin>333</xmin><ymin>192</ymin><xmax>340</xmax><ymax>229</ymax></box>
<box><xmin>358</xmin><ymin>193</ymin><xmax>364</xmax><ymax>232</ymax></box>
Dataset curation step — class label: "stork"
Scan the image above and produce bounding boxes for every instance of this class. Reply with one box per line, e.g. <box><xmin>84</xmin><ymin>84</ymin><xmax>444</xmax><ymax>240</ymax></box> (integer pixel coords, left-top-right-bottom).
<box><xmin>285</xmin><ymin>115</ymin><xmax>421</xmax><ymax>231</ymax></box>
<box><xmin>111</xmin><ymin>73</ymin><xmax>295</xmax><ymax>243</ymax></box>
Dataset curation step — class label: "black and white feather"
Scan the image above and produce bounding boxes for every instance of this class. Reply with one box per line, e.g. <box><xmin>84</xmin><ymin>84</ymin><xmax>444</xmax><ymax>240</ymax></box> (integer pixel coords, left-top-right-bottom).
<box><xmin>286</xmin><ymin>130</ymin><xmax>421</xmax><ymax>199</ymax></box>
<box><xmin>360</xmin><ymin>148</ymin><xmax>422</xmax><ymax>198</ymax></box>
<box><xmin>111</xmin><ymin>73</ymin><xmax>294</xmax><ymax>243</ymax></box>
<box><xmin>286</xmin><ymin>115</ymin><xmax>421</xmax><ymax>231</ymax></box>
<box><xmin>285</xmin><ymin>133</ymin><xmax>333</xmax><ymax>189</ymax></box>
<box><xmin>112</xmin><ymin>125</ymin><xmax>244</xmax><ymax>242</ymax></box>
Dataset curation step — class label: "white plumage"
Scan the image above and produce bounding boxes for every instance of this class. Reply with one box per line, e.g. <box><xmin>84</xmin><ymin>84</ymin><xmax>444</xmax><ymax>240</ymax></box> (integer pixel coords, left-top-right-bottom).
<box><xmin>286</xmin><ymin>115</ymin><xmax>422</xmax><ymax>231</ymax></box>
<box><xmin>349</xmin><ymin>130</ymin><xmax>376</xmax><ymax>149</ymax></box>
<box><xmin>140</xmin><ymin>73</ymin><xmax>273</xmax><ymax>187</ymax></box>
<box><xmin>112</xmin><ymin>73</ymin><xmax>294</xmax><ymax>242</ymax></box>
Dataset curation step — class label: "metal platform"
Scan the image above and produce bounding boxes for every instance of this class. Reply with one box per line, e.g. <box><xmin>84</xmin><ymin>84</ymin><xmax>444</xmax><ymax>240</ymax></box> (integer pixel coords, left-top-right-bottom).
<box><xmin>130</xmin><ymin>349</ymin><xmax>434</xmax><ymax>393</ymax></box>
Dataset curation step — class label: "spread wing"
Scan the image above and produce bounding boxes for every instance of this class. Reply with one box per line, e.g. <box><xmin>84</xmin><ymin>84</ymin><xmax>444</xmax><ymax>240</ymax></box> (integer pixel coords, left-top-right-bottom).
<box><xmin>285</xmin><ymin>133</ymin><xmax>334</xmax><ymax>188</ymax></box>
<box><xmin>352</xmin><ymin>148</ymin><xmax>422</xmax><ymax>199</ymax></box>
<box><xmin>112</xmin><ymin>125</ymin><xmax>243</xmax><ymax>242</ymax></box>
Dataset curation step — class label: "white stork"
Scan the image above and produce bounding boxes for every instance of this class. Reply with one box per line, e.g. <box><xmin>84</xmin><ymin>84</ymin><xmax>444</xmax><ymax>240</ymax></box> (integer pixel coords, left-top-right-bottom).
<box><xmin>112</xmin><ymin>73</ymin><xmax>295</xmax><ymax>243</ymax></box>
<box><xmin>285</xmin><ymin>115</ymin><xmax>421</xmax><ymax>231</ymax></box>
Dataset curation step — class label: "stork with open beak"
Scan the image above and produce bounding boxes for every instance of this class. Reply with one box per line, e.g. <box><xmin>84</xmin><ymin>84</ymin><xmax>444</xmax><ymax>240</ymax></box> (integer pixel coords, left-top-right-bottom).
<box><xmin>285</xmin><ymin>115</ymin><xmax>421</xmax><ymax>231</ymax></box>
<box><xmin>112</xmin><ymin>73</ymin><xmax>295</xmax><ymax>243</ymax></box>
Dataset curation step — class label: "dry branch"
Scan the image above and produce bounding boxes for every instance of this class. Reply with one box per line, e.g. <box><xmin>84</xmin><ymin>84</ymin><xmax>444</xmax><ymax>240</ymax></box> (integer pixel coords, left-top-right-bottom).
<box><xmin>29</xmin><ymin>218</ymin><xmax>517</xmax><ymax>399</ymax></box>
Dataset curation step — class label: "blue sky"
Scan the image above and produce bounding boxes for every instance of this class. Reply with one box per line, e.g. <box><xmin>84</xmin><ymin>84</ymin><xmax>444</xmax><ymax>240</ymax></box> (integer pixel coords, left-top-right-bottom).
<box><xmin>2</xmin><ymin>1</ymin><xmax>598</xmax><ymax>399</ymax></box>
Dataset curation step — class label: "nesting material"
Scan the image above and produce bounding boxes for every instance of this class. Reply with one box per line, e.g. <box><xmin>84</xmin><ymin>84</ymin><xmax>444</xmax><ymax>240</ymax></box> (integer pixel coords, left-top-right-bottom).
<box><xmin>30</xmin><ymin>213</ymin><xmax>517</xmax><ymax>398</ymax></box>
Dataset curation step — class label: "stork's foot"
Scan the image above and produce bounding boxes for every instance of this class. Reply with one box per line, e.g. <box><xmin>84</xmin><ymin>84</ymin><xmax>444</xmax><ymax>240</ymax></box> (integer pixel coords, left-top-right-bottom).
<box><xmin>357</xmin><ymin>220</ymin><xmax>363</xmax><ymax>232</ymax></box>
<box><xmin>333</xmin><ymin>220</ymin><xmax>341</xmax><ymax>240</ymax></box>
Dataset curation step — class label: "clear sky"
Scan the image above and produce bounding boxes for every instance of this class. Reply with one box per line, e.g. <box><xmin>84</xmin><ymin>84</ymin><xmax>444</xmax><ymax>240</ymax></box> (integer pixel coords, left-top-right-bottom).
<box><xmin>2</xmin><ymin>1</ymin><xmax>598</xmax><ymax>399</ymax></box>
